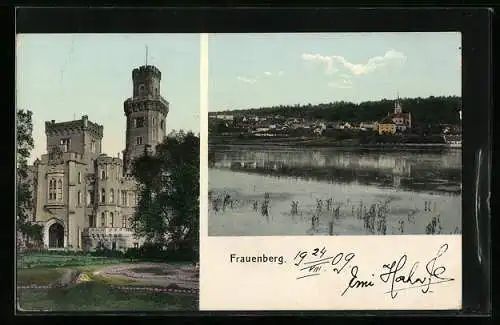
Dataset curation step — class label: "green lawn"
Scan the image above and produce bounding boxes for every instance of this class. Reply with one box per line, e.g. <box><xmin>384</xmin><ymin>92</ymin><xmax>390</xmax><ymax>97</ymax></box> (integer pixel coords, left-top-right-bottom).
<box><xmin>17</xmin><ymin>252</ymin><xmax>127</xmax><ymax>269</ymax></box>
<box><xmin>17</xmin><ymin>283</ymin><xmax>198</xmax><ymax>311</ymax></box>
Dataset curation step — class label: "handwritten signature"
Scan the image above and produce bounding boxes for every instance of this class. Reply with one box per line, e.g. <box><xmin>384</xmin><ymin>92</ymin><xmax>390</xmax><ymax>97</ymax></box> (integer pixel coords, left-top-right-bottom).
<box><xmin>379</xmin><ymin>243</ymin><xmax>455</xmax><ymax>299</ymax></box>
<box><xmin>294</xmin><ymin>244</ymin><xmax>455</xmax><ymax>299</ymax></box>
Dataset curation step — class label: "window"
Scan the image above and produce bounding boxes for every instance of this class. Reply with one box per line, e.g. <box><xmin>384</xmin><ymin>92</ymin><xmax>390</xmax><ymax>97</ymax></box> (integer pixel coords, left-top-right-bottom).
<box><xmin>160</xmin><ymin>120</ymin><xmax>165</xmax><ymax>130</ymax></box>
<box><xmin>89</xmin><ymin>215</ymin><xmax>96</xmax><ymax>228</ymax></box>
<box><xmin>134</xmin><ymin>117</ymin><xmax>145</xmax><ymax>128</ymax></box>
<box><xmin>101</xmin><ymin>212</ymin><xmax>106</xmax><ymax>227</ymax></box>
<box><xmin>57</xmin><ymin>180</ymin><xmax>63</xmax><ymax>201</ymax></box>
<box><xmin>136</xmin><ymin>136</ymin><xmax>143</xmax><ymax>145</ymax></box>
<box><xmin>152</xmin><ymin>118</ymin><xmax>156</xmax><ymax>127</ymax></box>
<box><xmin>121</xmin><ymin>190</ymin><xmax>127</xmax><ymax>206</ymax></box>
<box><xmin>110</xmin><ymin>212</ymin><xmax>114</xmax><ymax>228</ymax></box>
<box><xmin>139</xmin><ymin>84</ymin><xmax>145</xmax><ymax>95</ymax></box>
<box><xmin>154</xmin><ymin>88</ymin><xmax>158</xmax><ymax>96</ymax></box>
<box><xmin>110</xmin><ymin>189</ymin><xmax>114</xmax><ymax>203</ymax></box>
<box><xmin>128</xmin><ymin>192</ymin><xmax>134</xmax><ymax>206</ymax></box>
<box><xmin>101</xmin><ymin>169</ymin><xmax>106</xmax><ymax>180</ymax></box>
<box><xmin>48</xmin><ymin>179</ymin><xmax>56</xmax><ymax>200</ymax></box>
<box><xmin>91</xmin><ymin>141</ymin><xmax>96</xmax><ymax>153</ymax></box>
<box><xmin>121</xmin><ymin>215</ymin><xmax>127</xmax><ymax>228</ymax></box>
<box><xmin>78</xmin><ymin>172</ymin><xmax>82</xmax><ymax>184</ymax></box>
<box><xmin>87</xmin><ymin>191</ymin><xmax>93</xmax><ymax>205</ymax></box>
<box><xmin>152</xmin><ymin>131</ymin><xmax>157</xmax><ymax>141</ymax></box>
<box><xmin>101</xmin><ymin>188</ymin><xmax>106</xmax><ymax>203</ymax></box>
<box><xmin>77</xmin><ymin>191</ymin><xmax>82</xmax><ymax>205</ymax></box>
<box><xmin>60</xmin><ymin>138</ymin><xmax>70</xmax><ymax>152</ymax></box>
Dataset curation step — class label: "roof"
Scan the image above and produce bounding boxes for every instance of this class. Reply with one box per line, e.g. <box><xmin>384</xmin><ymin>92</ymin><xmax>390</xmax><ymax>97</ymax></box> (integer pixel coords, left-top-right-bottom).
<box><xmin>379</xmin><ymin>118</ymin><xmax>395</xmax><ymax>124</ymax></box>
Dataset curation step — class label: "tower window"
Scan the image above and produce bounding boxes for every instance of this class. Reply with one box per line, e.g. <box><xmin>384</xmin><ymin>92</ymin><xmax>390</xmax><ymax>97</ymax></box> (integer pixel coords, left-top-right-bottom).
<box><xmin>134</xmin><ymin>117</ymin><xmax>145</xmax><ymax>128</ymax></box>
<box><xmin>154</xmin><ymin>88</ymin><xmax>158</xmax><ymax>96</ymax></box>
<box><xmin>77</xmin><ymin>191</ymin><xmax>82</xmax><ymax>205</ymax></box>
<box><xmin>139</xmin><ymin>84</ymin><xmax>145</xmax><ymax>95</ymax></box>
<box><xmin>78</xmin><ymin>172</ymin><xmax>82</xmax><ymax>184</ymax></box>
<box><xmin>110</xmin><ymin>189</ymin><xmax>115</xmax><ymax>203</ymax></box>
<box><xmin>91</xmin><ymin>141</ymin><xmax>97</xmax><ymax>153</ymax></box>
<box><xmin>121</xmin><ymin>215</ymin><xmax>127</xmax><ymax>228</ymax></box>
<box><xmin>101</xmin><ymin>170</ymin><xmax>106</xmax><ymax>180</ymax></box>
<box><xmin>101</xmin><ymin>188</ymin><xmax>106</xmax><ymax>203</ymax></box>
<box><xmin>101</xmin><ymin>212</ymin><xmax>106</xmax><ymax>227</ymax></box>
<box><xmin>160</xmin><ymin>120</ymin><xmax>165</xmax><ymax>130</ymax></box>
<box><xmin>110</xmin><ymin>212</ymin><xmax>114</xmax><ymax>227</ymax></box>
<box><xmin>136</xmin><ymin>136</ymin><xmax>143</xmax><ymax>145</ymax></box>
<box><xmin>60</xmin><ymin>138</ymin><xmax>70</xmax><ymax>152</ymax></box>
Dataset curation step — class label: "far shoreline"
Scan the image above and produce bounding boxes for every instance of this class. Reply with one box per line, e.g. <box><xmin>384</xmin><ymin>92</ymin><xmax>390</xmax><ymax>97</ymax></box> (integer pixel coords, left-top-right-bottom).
<box><xmin>208</xmin><ymin>137</ymin><xmax>462</xmax><ymax>151</ymax></box>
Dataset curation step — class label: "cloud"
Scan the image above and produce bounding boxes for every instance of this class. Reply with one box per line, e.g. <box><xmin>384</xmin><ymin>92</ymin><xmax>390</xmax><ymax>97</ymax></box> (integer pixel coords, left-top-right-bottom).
<box><xmin>302</xmin><ymin>53</ymin><xmax>338</xmax><ymax>75</ymax></box>
<box><xmin>263</xmin><ymin>71</ymin><xmax>272</xmax><ymax>76</ymax></box>
<box><xmin>328</xmin><ymin>78</ymin><xmax>353</xmax><ymax>89</ymax></box>
<box><xmin>236</xmin><ymin>76</ymin><xmax>258</xmax><ymax>84</ymax></box>
<box><xmin>302</xmin><ymin>49</ymin><xmax>406</xmax><ymax>76</ymax></box>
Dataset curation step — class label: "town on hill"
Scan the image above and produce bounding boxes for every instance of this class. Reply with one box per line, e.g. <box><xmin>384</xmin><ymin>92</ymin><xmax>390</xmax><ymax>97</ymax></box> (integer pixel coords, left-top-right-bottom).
<box><xmin>208</xmin><ymin>95</ymin><xmax>462</xmax><ymax>147</ymax></box>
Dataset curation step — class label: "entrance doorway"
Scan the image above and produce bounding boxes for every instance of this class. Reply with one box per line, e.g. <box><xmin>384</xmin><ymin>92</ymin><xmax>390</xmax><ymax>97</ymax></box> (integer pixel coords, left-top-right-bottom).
<box><xmin>48</xmin><ymin>223</ymin><xmax>64</xmax><ymax>248</ymax></box>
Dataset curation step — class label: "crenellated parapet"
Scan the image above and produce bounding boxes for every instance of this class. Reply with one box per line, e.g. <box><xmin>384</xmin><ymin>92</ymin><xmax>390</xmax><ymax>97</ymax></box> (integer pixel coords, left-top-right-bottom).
<box><xmin>45</xmin><ymin>115</ymin><xmax>103</xmax><ymax>139</ymax></box>
<box><xmin>132</xmin><ymin>65</ymin><xmax>162</xmax><ymax>81</ymax></box>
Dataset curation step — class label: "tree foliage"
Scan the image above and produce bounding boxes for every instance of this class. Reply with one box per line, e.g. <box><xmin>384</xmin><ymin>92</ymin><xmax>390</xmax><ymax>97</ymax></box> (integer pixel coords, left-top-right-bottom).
<box><xmin>211</xmin><ymin>96</ymin><xmax>462</xmax><ymax>126</ymax></box>
<box><xmin>131</xmin><ymin>130</ymin><xmax>199</xmax><ymax>258</ymax></box>
<box><xmin>17</xmin><ymin>109</ymin><xmax>42</xmax><ymax>246</ymax></box>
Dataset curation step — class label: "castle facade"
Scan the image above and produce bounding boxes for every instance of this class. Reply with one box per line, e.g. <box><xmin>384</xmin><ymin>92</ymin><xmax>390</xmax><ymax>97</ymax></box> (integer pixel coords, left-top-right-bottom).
<box><xmin>26</xmin><ymin>65</ymin><xmax>169</xmax><ymax>251</ymax></box>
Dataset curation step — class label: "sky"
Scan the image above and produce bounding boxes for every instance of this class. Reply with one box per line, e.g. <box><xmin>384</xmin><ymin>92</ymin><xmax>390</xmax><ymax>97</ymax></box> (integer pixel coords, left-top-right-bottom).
<box><xmin>16</xmin><ymin>33</ymin><xmax>200</xmax><ymax>164</ymax></box>
<box><xmin>208</xmin><ymin>32</ymin><xmax>461</xmax><ymax>112</ymax></box>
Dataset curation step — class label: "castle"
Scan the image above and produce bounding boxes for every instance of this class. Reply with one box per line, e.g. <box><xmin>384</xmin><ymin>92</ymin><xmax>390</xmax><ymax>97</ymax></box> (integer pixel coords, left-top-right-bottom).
<box><xmin>26</xmin><ymin>64</ymin><xmax>169</xmax><ymax>251</ymax></box>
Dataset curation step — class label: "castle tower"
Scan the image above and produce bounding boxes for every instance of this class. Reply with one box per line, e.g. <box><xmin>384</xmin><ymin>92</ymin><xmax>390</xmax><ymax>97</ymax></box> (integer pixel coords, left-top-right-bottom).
<box><xmin>122</xmin><ymin>65</ymin><xmax>170</xmax><ymax>174</ymax></box>
<box><xmin>44</xmin><ymin>115</ymin><xmax>103</xmax><ymax>161</ymax></box>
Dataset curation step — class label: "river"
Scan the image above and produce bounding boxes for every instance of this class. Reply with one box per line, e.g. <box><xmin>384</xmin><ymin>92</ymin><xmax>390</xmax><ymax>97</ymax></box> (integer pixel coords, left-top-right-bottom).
<box><xmin>208</xmin><ymin>146</ymin><xmax>462</xmax><ymax>236</ymax></box>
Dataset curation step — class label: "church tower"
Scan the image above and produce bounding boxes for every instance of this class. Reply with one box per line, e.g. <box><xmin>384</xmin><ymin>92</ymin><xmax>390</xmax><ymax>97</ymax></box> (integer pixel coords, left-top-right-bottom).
<box><xmin>394</xmin><ymin>92</ymin><xmax>402</xmax><ymax>114</ymax></box>
<box><xmin>122</xmin><ymin>64</ymin><xmax>169</xmax><ymax>174</ymax></box>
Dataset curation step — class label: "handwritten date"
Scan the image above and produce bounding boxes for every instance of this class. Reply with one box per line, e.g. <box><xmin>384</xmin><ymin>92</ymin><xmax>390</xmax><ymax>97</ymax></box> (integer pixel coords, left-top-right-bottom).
<box><xmin>294</xmin><ymin>247</ymin><xmax>356</xmax><ymax>280</ymax></box>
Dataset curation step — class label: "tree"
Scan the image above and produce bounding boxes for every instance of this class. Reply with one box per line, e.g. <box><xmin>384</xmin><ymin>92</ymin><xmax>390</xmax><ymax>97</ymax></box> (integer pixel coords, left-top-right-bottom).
<box><xmin>131</xmin><ymin>131</ymin><xmax>199</xmax><ymax>259</ymax></box>
<box><xmin>16</xmin><ymin>109</ymin><xmax>42</xmax><ymax>249</ymax></box>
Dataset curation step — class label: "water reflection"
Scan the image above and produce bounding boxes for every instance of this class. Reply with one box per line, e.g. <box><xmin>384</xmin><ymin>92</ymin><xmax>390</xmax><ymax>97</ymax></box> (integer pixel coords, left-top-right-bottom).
<box><xmin>209</xmin><ymin>147</ymin><xmax>462</xmax><ymax>195</ymax></box>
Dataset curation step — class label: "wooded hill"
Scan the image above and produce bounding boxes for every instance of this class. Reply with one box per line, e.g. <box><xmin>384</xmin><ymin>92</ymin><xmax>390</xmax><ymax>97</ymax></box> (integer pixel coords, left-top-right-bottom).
<box><xmin>211</xmin><ymin>96</ymin><xmax>461</xmax><ymax>126</ymax></box>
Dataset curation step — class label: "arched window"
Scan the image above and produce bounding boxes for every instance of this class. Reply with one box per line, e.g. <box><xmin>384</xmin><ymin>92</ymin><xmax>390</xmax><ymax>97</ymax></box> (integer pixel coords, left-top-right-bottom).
<box><xmin>87</xmin><ymin>191</ymin><xmax>91</xmax><ymax>205</ymax></box>
<box><xmin>154</xmin><ymin>88</ymin><xmax>158</xmax><ymax>96</ymax></box>
<box><xmin>101</xmin><ymin>169</ymin><xmax>106</xmax><ymax>180</ymax></box>
<box><xmin>160</xmin><ymin>120</ymin><xmax>165</xmax><ymax>130</ymax></box>
<box><xmin>121</xmin><ymin>215</ymin><xmax>127</xmax><ymax>228</ymax></box>
<box><xmin>101</xmin><ymin>212</ymin><xmax>106</xmax><ymax>227</ymax></box>
<box><xmin>101</xmin><ymin>188</ymin><xmax>106</xmax><ymax>203</ymax></box>
<box><xmin>57</xmin><ymin>179</ymin><xmax>63</xmax><ymax>201</ymax></box>
<box><xmin>78</xmin><ymin>172</ymin><xmax>82</xmax><ymax>184</ymax></box>
<box><xmin>110</xmin><ymin>189</ymin><xmax>114</xmax><ymax>203</ymax></box>
<box><xmin>77</xmin><ymin>191</ymin><xmax>82</xmax><ymax>205</ymax></box>
<box><xmin>110</xmin><ymin>212</ymin><xmax>114</xmax><ymax>228</ymax></box>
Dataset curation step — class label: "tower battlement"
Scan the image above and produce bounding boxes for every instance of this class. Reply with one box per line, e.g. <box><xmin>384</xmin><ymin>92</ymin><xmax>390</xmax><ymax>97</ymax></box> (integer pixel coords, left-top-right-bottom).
<box><xmin>132</xmin><ymin>65</ymin><xmax>162</xmax><ymax>81</ymax></box>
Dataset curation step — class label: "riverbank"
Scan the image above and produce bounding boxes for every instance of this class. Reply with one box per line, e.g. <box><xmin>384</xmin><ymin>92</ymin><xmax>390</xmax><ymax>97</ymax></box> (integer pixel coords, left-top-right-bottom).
<box><xmin>208</xmin><ymin>136</ymin><xmax>461</xmax><ymax>149</ymax></box>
